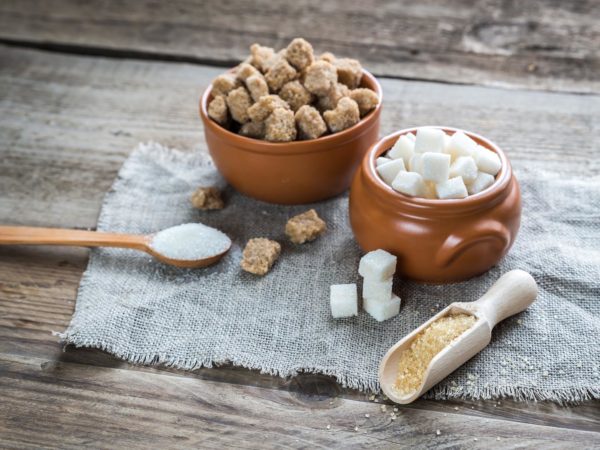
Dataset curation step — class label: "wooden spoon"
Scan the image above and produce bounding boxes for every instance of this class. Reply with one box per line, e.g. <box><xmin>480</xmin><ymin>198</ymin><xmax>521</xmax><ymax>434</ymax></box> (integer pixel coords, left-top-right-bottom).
<box><xmin>379</xmin><ymin>270</ymin><xmax>538</xmax><ymax>404</ymax></box>
<box><xmin>0</xmin><ymin>225</ymin><xmax>230</xmax><ymax>268</ymax></box>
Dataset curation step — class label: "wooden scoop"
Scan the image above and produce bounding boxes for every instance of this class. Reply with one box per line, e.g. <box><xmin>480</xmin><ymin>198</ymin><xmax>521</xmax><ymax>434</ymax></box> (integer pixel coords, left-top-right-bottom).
<box><xmin>0</xmin><ymin>226</ymin><xmax>230</xmax><ymax>268</ymax></box>
<box><xmin>379</xmin><ymin>270</ymin><xmax>538</xmax><ymax>404</ymax></box>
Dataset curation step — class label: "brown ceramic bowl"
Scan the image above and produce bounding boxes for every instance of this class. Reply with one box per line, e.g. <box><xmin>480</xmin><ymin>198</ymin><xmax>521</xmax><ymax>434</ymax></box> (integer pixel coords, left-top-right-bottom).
<box><xmin>200</xmin><ymin>71</ymin><xmax>382</xmax><ymax>204</ymax></box>
<box><xmin>349</xmin><ymin>127</ymin><xmax>521</xmax><ymax>283</ymax></box>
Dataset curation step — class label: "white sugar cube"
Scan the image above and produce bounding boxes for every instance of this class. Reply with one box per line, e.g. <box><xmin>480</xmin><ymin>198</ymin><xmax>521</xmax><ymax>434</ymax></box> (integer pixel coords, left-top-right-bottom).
<box><xmin>364</xmin><ymin>295</ymin><xmax>401</xmax><ymax>322</ymax></box>
<box><xmin>446</xmin><ymin>131</ymin><xmax>477</xmax><ymax>160</ymax></box>
<box><xmin>359</xmin><ymin>249</ymin><xmax>397</xmax><ymax>281</ymax></box>
<box><xmin>405</xmin><ymin>132</ymin><xmax>416</xmax><ymax>141</ymax></box>
<box><xmin>376</xmin><ymin>156</ymin><xmax>392</xmax><ymax>166</ymax></box>
<box><xmin>376</xmin><ymin>159</ymin><xmax>406</xmax><ymax>185</ymax></box>
<box><xmin>422</xmin><ymin>152</ymin><xmax>451</xmax><ymax>183</ymax></box>
<box><xmin>473</xmin><ymin>145</ymin><xmax>501</xmax><ymax>175</ymax></box>
<box><xmin>391</xmin><ymin>171</ymin><xmax>426</xmax><ymax>197</ymax></box>
<box><xmin>414</xmin><ymin>128</ymin><xmax>445</xmax><ymax>153</ymax></box>
<box><xmin>467</xmin><ymin>171</ymin><xmax>495</xmax><ymax>195</ymax></box>
<box><xmin>388</xmin><ymin>135</ymin><xmax>414</xmax><ymax>167</ymax></box>
<box><xmin>362</xmin><ymin>277</ymin><xmax>393</xmax><ymax>302</ymax></box>
<box><xmin>436</xmin><ymin>176</ymin><xmax>468</xmax><ymax>199</ymax></box>
<box><xmin>449</xmin><ymin>156</ymin><xmax>478</xmax><ymax>184</ymax></box>
<box><xmin>330</xmin><ymin>284</ymin><xmax>358</xmax><ymax>318</ymax></box>
<box><xmin>409</xmin><ymin>153</ymin><xmax>423</xmax><ymax>174</ymax></box>
<box><xmin>443</xmin><ymin>133</ymin><xmax>451</xmax><ymax>152</ymax></box>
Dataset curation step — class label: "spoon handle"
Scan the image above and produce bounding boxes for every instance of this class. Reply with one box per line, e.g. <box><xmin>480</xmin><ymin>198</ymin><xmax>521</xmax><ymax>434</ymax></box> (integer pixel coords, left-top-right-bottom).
<box><xmin>471</xmin><ymin>269</ymin><xmax>538</xmax><ymax>327</ymax></box>
<box><xmin>0</xmin><ymin>226</ymin><xmax>148</xmax><ymax>250</ymax></box>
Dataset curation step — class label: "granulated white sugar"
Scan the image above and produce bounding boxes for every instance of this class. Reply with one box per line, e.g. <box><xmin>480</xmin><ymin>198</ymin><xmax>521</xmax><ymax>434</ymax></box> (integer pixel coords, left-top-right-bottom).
<box><xmin>150</xmin><ymin>223</ymin><xmax>231</xmax><ymax>260</ymax></box>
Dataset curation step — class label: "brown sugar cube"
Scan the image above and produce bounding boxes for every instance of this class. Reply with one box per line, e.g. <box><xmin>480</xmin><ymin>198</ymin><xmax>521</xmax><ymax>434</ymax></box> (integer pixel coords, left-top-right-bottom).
<box><xmin>239</xmin><ymin>121</ymin><xmax>265</xmax><ymax>139</ymax></box>
<box><xmin>207</xmin><ymin>95</ymin><xmax>228</xmax><ymax>126</ymax></box>
<box><xmin>295</xmin><ymin>105</ymin><xmax>327</xmax><ymax>140</ymax></box>
<box><xmin>250</xmin><ymin>43</ymin><xmax>277</xmax><ymax>72</ymax></box>
<box><xmin>285</xmin><ymin>38</ymin><xmax>314</xmax><ymax>71</ymax></box>
<box><xmin>265</xmin><ymin>57</ymin><xmax>298</xmax><ymax>92</ymax></box>
<box><xmin>236</xmin><ymin>62</ymin><xmax>261</xmax><ymax>82</ymax></box>
<box><xmin>323</xmin><ymin>97</ymin><xmax>360</xmax><ymax>133</ymax></box>
<box><xmin>334</xmin><ymin>58</ymin><xmax>363</xmax><ymax>89</ymax></box>
<box><xmin>265</xmin><ymin>107</ymin><xmax>297</xmax><ymax>142</ymax></box>
<box><xmin>316</xmin><ymin>83</ymin><xmax>350</xmax><ymax>112</ymax></box>
<box><xmin>285</xmin><ymin>209</ymin><xmax>327</xmax><ymax>244</ymax></box>
<box><xmin>318</xmin><ymin>52</ymin><xmax>337</xmax><ymax>63</ymax></box>
<box><xmin>226</xmin><ymin>87</ymin><xmax>253</xmax><ymax>124</ymax></box>
<box><xmin>247</xmin><ymin>95</ymin><xmax>290</xmax><ymax>122</ymax></box>
<box><xmin>190</xmin><ymin>187</ymin><xmax>224</xmax><ymax>210</ymax></box>
<box><xmin>304</xmin><ymin>61</ymin><xmax>337</xmax><ymax>96</ymax></box>
<box><xmin>212</xmin><ymin>73</ymin><xmax>240</xmax><ymax>97</ymax></box>
<box><xmin>241</xmin><ymin>238</ymin><xmax>281</xmax><ymax>276</ymax></box>
<box><xmin>349</xmin><ymin>88</ymin><xmax>379</xmax><ymax>117</ymax></box>
<box><xmin>245</xmin><ymin>74</ymin><xmax>269</xmax><ymax>102</ymax></box>
<box><xmin>279</xmin><ymin>81</ymin><xmax>313</xmax><ymax>112</ymax></box>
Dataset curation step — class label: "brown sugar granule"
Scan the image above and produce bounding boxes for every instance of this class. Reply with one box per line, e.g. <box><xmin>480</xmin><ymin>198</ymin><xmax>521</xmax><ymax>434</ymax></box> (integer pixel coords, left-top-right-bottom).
<box><xmin>236</xmin><ymin>62</ymin><xmax>261</xmax><ymax>81</ymax></box>
<box><xmin>304</xmin><ymin>61</ymin><xmax>337</xmax><ymax>96</ymax></box>
<box><xmin>207</xmin><ymin>96</ymin><xmax>228</xmax><ymax>126</ymax></box>
<box><xmin>265</xmin><ymin>107</ymin><xmax>297</xmax><ymax>142</ymax></box>
<box><xmin>394</xmin><ymin>314</ymin><xmax>477</xmax><ymax>396</ymax></box>
<box><xmin>248</xmin><ymin>95</ymin><xmax>290</xmax><ymax>122</ymax></box>
<box><xmin>285</xmin><ymin>209</ymin><xmax>327</xmax><ymax>244</ymax></box>
<box><xmin>239</xmin><ymin>121</ymin><xmax>265</xmax><ymax>139</ymax></box>
<box><xmin>318</xmin><ymin>52</ymin><xmax>337</xmax><ymax>63</ymax></box>
<box><xmin>334</xmin><ymin>58</ymin><xmax>363</xmax><ymax>89</ymax></box>
<box><xmin>279</xmin><ymin>80</ymin><xmax>313</xmax><ymax>112</ymax></box>
<box><xmin>250</xmin><ymin>44</ymin><xmax>277</xmax><ymax>72</ymax></box>
<box><xmin>190</xmin><ymin>187</ymin><xmax>225</xmax><ymax>210</ymax></box>
<box><xmin>295</xmin><ymin>105</ymin><xmax>327</xmax><ymax>140</ymax></box>
<box><xmin>212</xmin><ymin>73</ymin><xmax>240</xmax><ymax>97</ymax></box>
<box><xmin>349</xmin><ymin>88</ymin><xmax>379</xmax><ymax>117</ymax></box>
<box><xmin>316</xmin><ymin>83</ymin><xmax>350</xmax><ymax>112</ymax></box>
<box><xmin>323</xmin><ymin>97</ymin><xmax>360</xmax><ymax>133</ymax></box>
<box><xmin>241</xmin><ymin>238</ymin><xmax>281</xmax><ymax>276</ymax></box>
<box><xmin>245</xmin><ymin>74</ymin><xmax>269</xmax><ymax>102</ymax></box>
<box><xmin>226</xmin><ymin>87</ymin><xmax>253</xmax><ymax>124</ymax></box>
<box><xmin>286</xmin><ymin>38</ymin><xmax>314</xmax><ymax>71</ymax></box>
<box><xmin>265</xmin><ymin>58</ymin><xmax>298</xmax><ymax>92</ymax></box>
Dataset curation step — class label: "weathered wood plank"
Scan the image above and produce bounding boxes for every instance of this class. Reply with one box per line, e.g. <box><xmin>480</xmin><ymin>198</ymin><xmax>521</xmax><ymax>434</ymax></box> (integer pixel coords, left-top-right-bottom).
<box><xmin>0</xmin><ymin>0</ymin><xmax>599</xmax><ymax>93</ymax></box>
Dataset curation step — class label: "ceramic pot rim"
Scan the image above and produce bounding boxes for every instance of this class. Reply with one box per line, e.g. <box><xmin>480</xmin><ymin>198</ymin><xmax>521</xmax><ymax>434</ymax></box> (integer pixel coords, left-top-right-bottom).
<box><xmin>200</xmin><ymin>70</ymin><xmax>383</xmax><ymax>155</ymax></box>
<box><xmin>363</xmin><ymin>127</ymin><xmax>513</xmax><ymax>214</ymax></box>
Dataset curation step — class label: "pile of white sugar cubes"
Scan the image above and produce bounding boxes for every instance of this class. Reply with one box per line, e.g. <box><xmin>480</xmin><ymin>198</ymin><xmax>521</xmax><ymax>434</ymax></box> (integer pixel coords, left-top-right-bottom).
<box><xmin>330</xmin><ymin>249</ymin><xmax>400</xmax><ymax>322</ymax></box>
<box><xmin>376</xmin><ymin>127</ymin><xmax>502</xmax><ymax>199</ymax></box>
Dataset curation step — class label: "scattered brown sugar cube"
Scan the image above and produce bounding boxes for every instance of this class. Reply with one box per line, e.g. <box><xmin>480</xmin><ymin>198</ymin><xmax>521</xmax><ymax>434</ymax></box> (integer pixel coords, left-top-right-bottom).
<box><xmin>318</xmin><ymin>52</ymin><xmax>336</xmax><ymax>63</ymax></box>
<box><xmin>226</xmin><ymin>87</ymin><xmax>253</xmax><ymax>124</ymax></box>
<box><xmin>236</xmin><ymin>62</ymin><xmax>261</xmax><ymax>81</ymax></box>
<box><xmin>241</xmin><ymin>238</ymin><xmax>281</xmax><ymax>276</ymax></box>
<box><xmin>190</xmin><ymin>187</ymin><xmax>224</xmax><ymax>210</ymax></box>
<box><xmin>279</xmin><ymin>81</ymin><xmax>313</xmax><ymax>112</ymax></box>
<box><xmin>239</xmin><ymin>121</ymin><xmax>265</xmax><ymax>139</ymax></box>
<box><xmin>285</xmin><ymin>209</ymin><xmax>327</xmax><ymax>244</ymax></box>
<box><xmin>250</xmin><ymin>44</ymin><xmax>277</xmax><ymax>72</ymax></box>
<box><xmin>295</xmin><ymin>105</ymin><xmax>327</xmax><ymax>140</ymax></box>
<box><xmin>247</xmin><ymin>95</ymin><xmax>290</xmax><ymax>122</ymax></box>
<box><xmin>265</xmin><ymin>108</ymin><xmax>297</xmax><ymax>142</ymax></box>
<box><xmin>265</xmin><ymin>58</ymin><xmax>298</xmax><ymax>92</ymax></box>
<box><xmin>245</xmin><ymin>74</ymin><xmax>269</xmax><ymax>102</ymax></box>
<box><xmin>212</xmin><ymin>73</ymin><xmax>240</xmax><ymax>97</ymax></box>
<box><xmin>316</xmin><ymin>83</ymin><xmax>350</xmax><ymax>112</ymax></box>
<box><xmin>349</xmin><ymin>88</ymin><xmax>379</xmax><ymax>117</ymax></box>
<box><xmin>286</xmin><ymin>38</ymin><xmax>314</xmax><ymax>71</ymax></box>
<box><xmin>334</xmin><ymin>58</ymin><xmax>363</xmax><ymax>89</ymax></box>
<box><xmin>304</xmin><ymin>61</ymin><xmax>337</xmax><ymax>96</ymax></box>
<box><xmin>323</xmin><ymin>97</ymin><xmax>360</xmax><ymax>133</ymax></box>
<box><xmin>207</xmin><ymin>95</ymin><xmax>228</xmax><ymax>126</ymax></box>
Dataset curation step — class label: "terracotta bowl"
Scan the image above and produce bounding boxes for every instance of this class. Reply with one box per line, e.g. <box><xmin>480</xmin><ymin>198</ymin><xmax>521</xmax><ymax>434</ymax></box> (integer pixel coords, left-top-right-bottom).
<box><xmin>349</xmin><ymin>127</ymin><xmax>521</xmax><ymax>283</ymax></box>
<box><xmin>200</xmin><ymin>71</ymin><xmax>382</xmax><ymax>205</ymax></box>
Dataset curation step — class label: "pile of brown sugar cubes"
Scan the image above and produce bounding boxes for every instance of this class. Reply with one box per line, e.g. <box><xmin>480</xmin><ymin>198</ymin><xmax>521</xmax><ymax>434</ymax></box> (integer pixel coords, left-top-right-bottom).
<box><xmin>207</xmin><ymin>38</ymin><xmax>379</xmax><ymax>142</ymax></box>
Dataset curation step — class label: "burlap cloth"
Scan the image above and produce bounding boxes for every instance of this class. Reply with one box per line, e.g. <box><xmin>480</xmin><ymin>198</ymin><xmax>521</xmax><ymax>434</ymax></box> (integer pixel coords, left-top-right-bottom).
<box><xmin>61</xmin><ymin>142</ymin><xmax>600</xmax><ymax>403</ymax></box>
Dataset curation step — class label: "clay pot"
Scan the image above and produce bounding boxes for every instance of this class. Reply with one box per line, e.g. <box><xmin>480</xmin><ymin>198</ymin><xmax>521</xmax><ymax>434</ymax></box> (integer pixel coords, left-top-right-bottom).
<box><xmin>349</xmin><ymin>127</ymin><xmax>521</xmax><ymax>283</ymax></box>
<box><xmin>200</xmin><ymin>71</ymin><xmax>382</xmax><ymax>205</ymax></box>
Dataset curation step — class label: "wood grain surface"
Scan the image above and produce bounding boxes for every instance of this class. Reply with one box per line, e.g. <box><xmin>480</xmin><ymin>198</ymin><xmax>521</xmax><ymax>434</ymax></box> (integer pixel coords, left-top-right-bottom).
<box><xmin>0</xmin><ymin>20</ymin><xmax>599</xmax><ymax>449</ymax></box>
<box><xmin>0</xmin><ymin>0</ymin><xmax>599</xmax><ymax>93</ymax></box>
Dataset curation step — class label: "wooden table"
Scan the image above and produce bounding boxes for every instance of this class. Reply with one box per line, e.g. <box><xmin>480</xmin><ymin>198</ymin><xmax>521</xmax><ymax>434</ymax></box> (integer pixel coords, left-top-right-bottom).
<box><xmin>1</xmin><ymin>1</ymin><xmax>599</xmax><ymax>447</ymax></box>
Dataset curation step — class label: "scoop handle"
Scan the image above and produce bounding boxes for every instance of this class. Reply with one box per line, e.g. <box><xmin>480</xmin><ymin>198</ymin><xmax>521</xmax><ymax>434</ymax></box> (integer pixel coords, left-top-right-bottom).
<box><xmin>471</xmin><ymin>270</ymin><xmax>537</xmax><ymax>328</ymax></box>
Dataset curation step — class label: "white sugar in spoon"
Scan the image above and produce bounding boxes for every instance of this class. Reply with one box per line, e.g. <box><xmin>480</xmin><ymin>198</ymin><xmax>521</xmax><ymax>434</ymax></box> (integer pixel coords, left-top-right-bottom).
<box><xmin>0</xmin><ymin>223</ymin><xmax>231</xmax><ymax>268</ymax></box>
<box><xmin>379</xmin><ymin>270</ymin><xmax>538</xmax><ymax>404</ymax></box>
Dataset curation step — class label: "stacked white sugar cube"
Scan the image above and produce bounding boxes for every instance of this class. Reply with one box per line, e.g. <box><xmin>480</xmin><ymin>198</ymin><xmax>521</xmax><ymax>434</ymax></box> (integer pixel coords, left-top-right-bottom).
<box><xmin>375</xmin><ymin>127</ymin><xmax>501</xmax><ymax>199</ymax></box>
<box><xmin>359</xmin><ymin>249</ymin><xmax>401</xmax><ymax>322</ymax></box>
